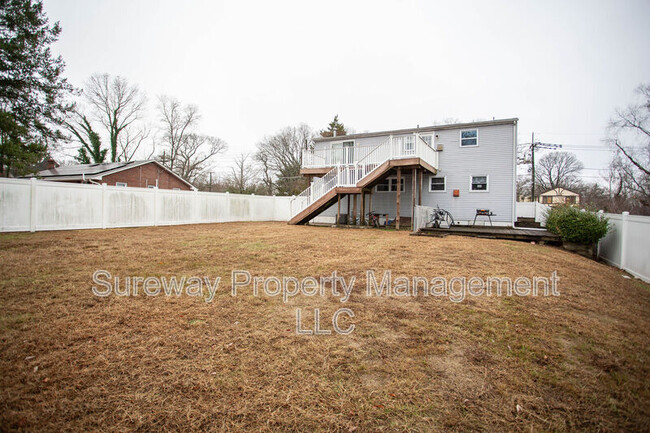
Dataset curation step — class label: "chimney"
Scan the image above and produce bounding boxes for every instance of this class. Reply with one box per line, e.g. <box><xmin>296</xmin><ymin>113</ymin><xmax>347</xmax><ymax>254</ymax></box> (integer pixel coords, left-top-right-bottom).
<box><xmin>46</xmin><ymin>157</ymin><xmax>58</xmax><ymax>170</ymax></box>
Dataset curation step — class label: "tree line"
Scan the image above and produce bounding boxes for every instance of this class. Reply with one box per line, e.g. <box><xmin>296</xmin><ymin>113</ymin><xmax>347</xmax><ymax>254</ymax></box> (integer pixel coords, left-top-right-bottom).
<box><xmin>517</xmin><ymin>84</ymin><xmax>650</xmax><ymax>215</ymax></box>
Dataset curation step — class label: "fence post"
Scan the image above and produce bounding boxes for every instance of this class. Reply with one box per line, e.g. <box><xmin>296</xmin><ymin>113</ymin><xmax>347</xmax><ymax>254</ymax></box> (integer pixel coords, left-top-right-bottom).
<box><xmin>620</xmin><ymin>211</ymin><xmax>629</xmax><ymax>270</ymax></box>
<box><xmin>193</xmin><ymin>189</ymin><xmax>199</xmax><ymax>224</ymax></box>
<box><xmin>597</xmin><ymin>210</ymin><xmax>604</xmax><ymax>258</ymax></box>
<box><xmin>153</xmin><ymin>186</ymin><xmax>158</xmax><ymax>227</ymax></box>
<box><xmin>29</xmin><ymin>177</ymin><xmax>37</xmax><ymax>232</ymax></box>
<box><xmin>101</xmin><ymin>183</ymin><xmax>107</xmax><ymax>229</ymax></box>
<box><xmin>225</xmin><ymin>191</ymin><xmax>230</xmax><ymax>222</ymax></box>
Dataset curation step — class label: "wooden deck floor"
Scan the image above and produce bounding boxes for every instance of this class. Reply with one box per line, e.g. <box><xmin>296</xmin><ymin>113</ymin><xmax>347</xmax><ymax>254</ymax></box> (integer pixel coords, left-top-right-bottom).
<box><xmin>416</xmin><ymin>225</ymin><xmax>561</xmax><ymax>244</ymax></box>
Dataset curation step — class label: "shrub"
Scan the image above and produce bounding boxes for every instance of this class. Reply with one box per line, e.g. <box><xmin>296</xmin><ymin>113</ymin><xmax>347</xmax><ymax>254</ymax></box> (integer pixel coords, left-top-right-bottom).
<box><xmin>545</xmin><ymin>206</ymin><xmax>609</xmax><ymax>244</ymax></box>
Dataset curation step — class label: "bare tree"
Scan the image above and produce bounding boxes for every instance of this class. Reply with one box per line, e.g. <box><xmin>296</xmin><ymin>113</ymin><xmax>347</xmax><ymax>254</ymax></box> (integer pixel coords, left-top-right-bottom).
<box><xmin>157</xmin><ymin>95</ymin><xmax>200</xmax><ymax>170</ymax></box>
<box><xmin>175</xmin><ymin>133</ymin><xmax>227</xmax><ymax>184</ymax></box>
<box><xmin>227</xmin><ymin>153</ymin><xmax>258</xmax><ymax>194</ymax></box>
<box><xmin>607</xmin><ymin>83</ymin><xmax>650</xmax><ymax>208</ymax></box>
<box><xmin>84</xmin><ymin>74</ymin><xmax>146</xmax><ymax>162</ymax></box>
<box><xmin>117</xmin><ymin>124</ymin><xmax>153</xmax><ymax>162</ymax></box>
<box><xmin>254</xmin><ymin>124</ymin><xmax>314</xmax><ymax>195</ymax></box>
<box><xmin>255</xmin><ymin>150</ymin><xmax>275</xmax><ymax>195</ymax></box>
<box><xmin>534</xmin><ymin>151</ymin><xmax>584</xmax><ymax>192</ymax></box>
<box><xmin>516</xmin><ymin>175</ymin><xmax>531</xmax><ymax>201</ymax></box>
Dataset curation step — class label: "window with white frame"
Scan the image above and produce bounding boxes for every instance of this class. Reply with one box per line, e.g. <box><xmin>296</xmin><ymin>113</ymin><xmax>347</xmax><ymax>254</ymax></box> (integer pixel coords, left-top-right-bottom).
<box><xmin>429</xmin><ymin>176</ymin><xmax>446</xmax><ymax>192</ymax></box>
<box><xmin>470</xmin><ymin>175</ymin><xmax>488</xmax><ymax>192</ymax></box>
<box><xmin>375</xmin><ymin>177</ymin><xmax>405</xmax><ymax>192</ymax></box>
<box><xmin>420</xmin><ymin>135</ymin><xmax>433</xmax><ymax>147</ymax></box>
<box><xmin>148</xmin><ymin>185</ymin><xmax>156</xmax><ymax>189</ymax></box>
<box><xmin>460</xmin><ymin>129</ymin><xmax>478</xmax><ymax>147</ymax></box>
<box><xmin>115</xmin><ymin>182</ymin><xmax>127</xmax><ymax>187</ymax></box>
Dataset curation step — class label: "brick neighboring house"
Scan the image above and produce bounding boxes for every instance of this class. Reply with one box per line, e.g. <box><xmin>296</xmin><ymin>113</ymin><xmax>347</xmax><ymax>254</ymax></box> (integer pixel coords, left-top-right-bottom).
<box><xmin>30</xmin><ymin>160</ymin><xmax>194</xmax><ymax>190</ymax></box>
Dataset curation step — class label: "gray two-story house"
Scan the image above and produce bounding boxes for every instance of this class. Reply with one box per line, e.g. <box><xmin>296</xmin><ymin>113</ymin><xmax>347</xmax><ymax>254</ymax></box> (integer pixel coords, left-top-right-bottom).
<box><xmin>289</xmin><ymin>118</ymin><xmax>518</xmax><ymax>228</ymax></box>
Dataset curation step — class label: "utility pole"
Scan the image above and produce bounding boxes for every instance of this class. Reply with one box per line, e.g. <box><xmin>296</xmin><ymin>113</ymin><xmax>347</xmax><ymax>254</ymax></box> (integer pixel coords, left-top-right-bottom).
<box><xmin>209</xmin><ymin>172</ymin><xmax>213</xmax><ymax>192</ymax></box>
<box><xmin>531</xmin><ymin>132</ymin><xmax>535</xmax><ymax>202</ymax></box>
<box><xmin>529</xmin><ymin>133</ymin><xmax>562</xmax><ymax>202</ymax></box>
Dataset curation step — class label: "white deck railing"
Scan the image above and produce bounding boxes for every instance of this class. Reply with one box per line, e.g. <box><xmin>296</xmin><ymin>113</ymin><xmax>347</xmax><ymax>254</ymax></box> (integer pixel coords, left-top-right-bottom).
<box><xmin>291</xmin><ymin>134</ymin><xmax>439</xmax><ymax>219</ymax></box>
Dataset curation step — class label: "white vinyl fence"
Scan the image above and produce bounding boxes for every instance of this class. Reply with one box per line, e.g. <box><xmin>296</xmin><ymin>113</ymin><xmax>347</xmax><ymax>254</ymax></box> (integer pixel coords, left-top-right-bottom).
<box><xmin>597</xmin><ymin>211</ymin><xmax>650</xmax><ymax>283</ymax></box>
<box><xmin>0</xmin><ymin>178</ymin><xmax>292</xmax><ymax>233</ymax></box>
<box><xmin>413</xmin><ymin>205</ymin><xmax>433</xmax><ymax>232</ymax></box>
<box><xmin>516</xmin><ymin>202</ymin><xmax>550</xmax><ymax>225</ymax></box>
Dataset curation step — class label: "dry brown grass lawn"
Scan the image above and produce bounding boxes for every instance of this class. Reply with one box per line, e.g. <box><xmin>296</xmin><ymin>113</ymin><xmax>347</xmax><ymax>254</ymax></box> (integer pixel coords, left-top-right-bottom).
<box><xmin>0</xmin><ymin>222</ymin><xmax>649</xmax><ymax>432</ymax></box>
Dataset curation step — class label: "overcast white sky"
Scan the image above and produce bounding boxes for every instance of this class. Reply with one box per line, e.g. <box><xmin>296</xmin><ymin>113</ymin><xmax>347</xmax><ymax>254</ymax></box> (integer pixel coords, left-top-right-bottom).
<box><xmin>44</xmin><ymin>0</ymin><xmax>650</xmax><ymax>181</ymax></box>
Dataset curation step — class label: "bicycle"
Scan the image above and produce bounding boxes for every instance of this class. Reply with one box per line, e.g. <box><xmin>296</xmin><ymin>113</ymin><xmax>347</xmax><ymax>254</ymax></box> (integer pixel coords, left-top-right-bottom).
<box><xmin>367</xmin><ymin>211</ymin><xmax>382</xmax><ymax>228</ymax></box>
<box><xmin>430</xmin><ymin>205</ymin><xmax>455</xmax><ymax>228</ymax></box>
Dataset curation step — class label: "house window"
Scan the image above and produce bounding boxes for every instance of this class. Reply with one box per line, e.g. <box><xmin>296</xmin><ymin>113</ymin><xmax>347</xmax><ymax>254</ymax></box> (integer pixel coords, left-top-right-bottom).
<box><xmin>420</xmin><ymin>135</ymin><xmax>433</xmax><ymax>147</ymax></box>
<box><xmin>376</xmin><ymin>178</ymin><xmax>405</xmax><ymax>192</ymax></box>
<box><xmin>429</xmin><ymin>176</ymin><xmax>446</xmax><ymax>192</ymax></box>
<box><xmin>460</xmin><ymin>129</ymin><xmax>478</xmax><ymax>147</ymax></box>
<box><xmin>148</xmin><ymin>185</ymin><xmax>156</xmax><ymax>189</ymax></box>
<box><xmin>115</xmin><ymin>182</ymin><xmax>127</xmax><ymax>187</ymax></box>
<box><xmin>470</xmin><ymin>175</ymin><xmax>488</xmax><ymax>192</ymax></box>
<box><xmin>541</xmin><ymin>196</ymin><xmax>552</xmax><ymax>204</ymax></box>
<box><xmin>565</xmin><ymin>196</ymin><xmax>576</xmax><ymax>204</ymax></box>
<box><xmin>173</xmin><ymin>188</ymin><xmax>181</xmax><ymax>191</ymax></box>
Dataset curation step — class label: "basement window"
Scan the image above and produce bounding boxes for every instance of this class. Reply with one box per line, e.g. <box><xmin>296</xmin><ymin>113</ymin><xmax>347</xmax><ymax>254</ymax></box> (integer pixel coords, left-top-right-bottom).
<box><xmin>376</xmin><ymin>178</ymin><xmax>405</xmax><ymax>193</ymax></box>
<box><xmin>460</xmin><ymin>129</ymin><xmax>478</xmax><ymax>147</ymax></box>
<box><xmin>115</xmin><ymin>182</ymin><xmax>127</xmax><ymax>187</ymax></box>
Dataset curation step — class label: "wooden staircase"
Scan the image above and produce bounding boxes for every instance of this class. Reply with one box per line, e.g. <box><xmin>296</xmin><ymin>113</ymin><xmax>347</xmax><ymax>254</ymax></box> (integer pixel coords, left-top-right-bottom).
<box><xmin>288</xmin><ymin>158</ymin><xmax>436</xmax><ymax>225</ymax></box>
<box><xmin>289</xmin><ymin>134</ymin><xmax>439</xmax><ymax>225</ymax></box>
<box><xmin>288</xmin><ymin>187</ymin><xmax>359</xmax><ymax>225</ymax></box>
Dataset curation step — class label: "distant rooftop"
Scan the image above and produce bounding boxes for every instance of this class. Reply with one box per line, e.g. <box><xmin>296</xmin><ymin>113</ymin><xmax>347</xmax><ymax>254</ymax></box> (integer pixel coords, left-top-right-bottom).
<box><xmin>28</xmin><ymin>160</ymin><xmax>195</xmax><ymax>189</ymax></box>
<box><xmin>36</xmin><ymin>161</ymin><xmax>137</xmax><ymax>178</ymax></box>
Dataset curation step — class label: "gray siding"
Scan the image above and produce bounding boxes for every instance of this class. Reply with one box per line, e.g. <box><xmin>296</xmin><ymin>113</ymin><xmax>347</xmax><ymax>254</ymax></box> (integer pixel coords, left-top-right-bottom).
<box><xmin>312</xmin><ymin>123</ymin><xmax>516</xmax><ymax>225</ymax></box>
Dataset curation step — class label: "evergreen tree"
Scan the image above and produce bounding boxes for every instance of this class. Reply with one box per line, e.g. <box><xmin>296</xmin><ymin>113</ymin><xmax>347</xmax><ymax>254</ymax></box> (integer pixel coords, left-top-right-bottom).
<box><xmin>0</xmin><ymin>0</ymin><xmax>73</xmax><ymax>176</ymax></box>
<box><xmin>320</xmin><ymin>115</ymin><xmax>347</xmax><ymax>137</ymax></box>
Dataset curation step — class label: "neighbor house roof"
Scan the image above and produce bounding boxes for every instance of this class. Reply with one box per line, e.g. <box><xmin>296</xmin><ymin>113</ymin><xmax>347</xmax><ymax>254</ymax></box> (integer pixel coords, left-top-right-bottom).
<box><xmin>313</xmin><ymin>118</ymin><xmax>519</xmax><ymax>142</ymax></box>
<box><xmin>29</xmin><ymin>160</ymin><xmax>195</xmax><ymax>189</ymax></box>
<box><xmin>540</xmin><ymin>187</ymin><xmax>579</xmax><ymax>196</ymax></box>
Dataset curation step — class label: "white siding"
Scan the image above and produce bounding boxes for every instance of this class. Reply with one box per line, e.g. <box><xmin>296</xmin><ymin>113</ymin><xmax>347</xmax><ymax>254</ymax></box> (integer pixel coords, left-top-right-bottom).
<box><xmin>421</xmin><ymin>123</ymin><xmax>515</xmax><ymax>224</ymax></box>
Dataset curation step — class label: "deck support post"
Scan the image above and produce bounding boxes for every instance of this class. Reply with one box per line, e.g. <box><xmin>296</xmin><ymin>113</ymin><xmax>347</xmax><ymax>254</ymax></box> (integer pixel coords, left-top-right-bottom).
<box><xmin>360</xmin><ymin>191</ymin><xmax>366</xmax><ymax>225</ymax></box>
<box><xmin>411</xmin><ymin>168</ymin><xmax>416</xmax><ymax>229</ymax></box>
<box><xmin>396</xmin><ymin>167</ymin><xmax>401</xmax><ymax>230</ymax></box>
<box><xmin>418</xmin><ymin>169</ymin><xmax>423</xmax><ymax>206</ymax></box>
<box><xmin>336</xmin><ymin>194</ymin><xmax>341</xmax><ymax>226</ymax></box>
<box><xmin>347</xmin><ymin>195</ymin><xmax>351</xmax><ymax>225</ymax></box>
<box><xmin>352</xmin><ymin>194</ymin><xmax>358</xmax><ymax>225</ymax></box>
